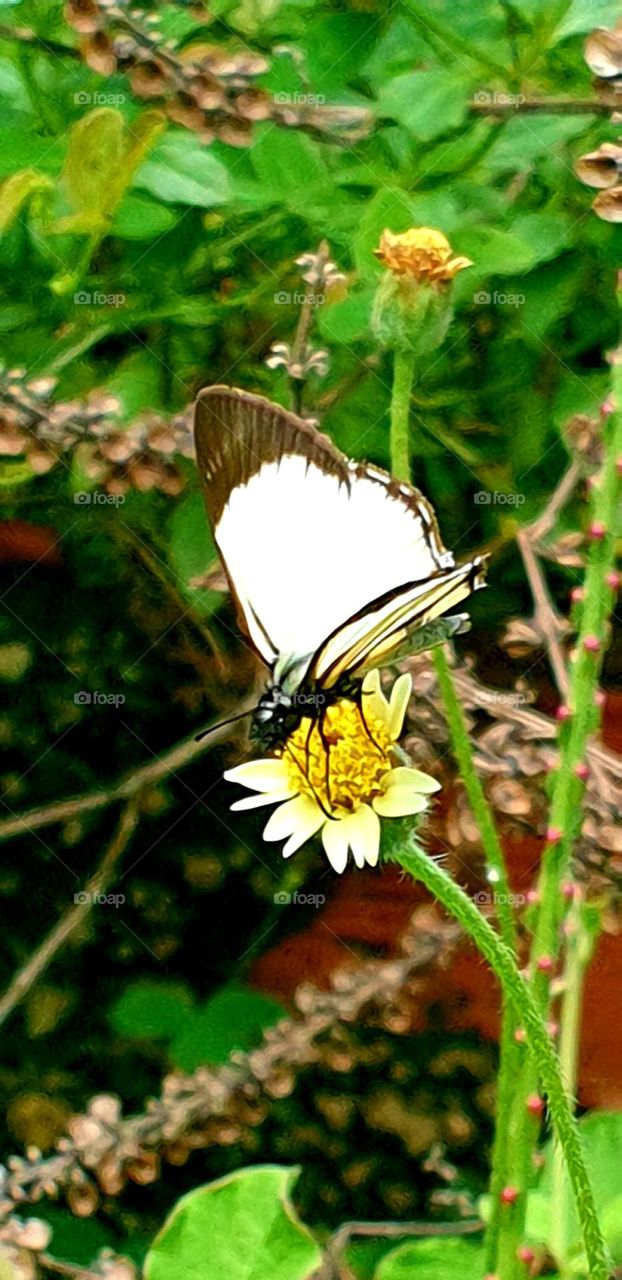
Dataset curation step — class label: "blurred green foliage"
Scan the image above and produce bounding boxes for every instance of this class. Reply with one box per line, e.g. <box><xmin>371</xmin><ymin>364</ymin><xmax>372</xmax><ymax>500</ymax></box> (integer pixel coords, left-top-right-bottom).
<box><xmin>1</xmin><ymin>0</ymin><xmax>621</xmax><ymax>1273</ymax></box>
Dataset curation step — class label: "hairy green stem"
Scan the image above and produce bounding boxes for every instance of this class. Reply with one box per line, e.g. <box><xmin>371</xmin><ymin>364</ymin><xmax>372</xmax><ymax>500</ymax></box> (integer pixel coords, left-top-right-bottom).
<box><xmin>433</xmin><ymin>643</ymin><xmax>523</xmax><ymax>1273</ymax></box>
<box><xmin>389</xmin><ymin>349</ymin><xmax>416</xmax><ymax>484</ymax></box>
<box><xmin>386</xmin><ymin>837</ymin><xmax>609</xmax><ymax>1280</ymax></box>
<box><xmin>551</xmin><ymin>900</ymin><xmax>600</xmax><ymax>1274</ymax></box>
<box><xmin>388</xmin><ymin>342</ymin><xmax>522</xmax><ymax>1269</ymax></box>
<box><xmin>531</xmin><ymin>383</ymin><xmax>622</xmax><ymax>983</ymax></box>
<box><xmin>491</xmin><ymin>352</ymin><xmax>622</xmax><ymax>1270</ymax></box>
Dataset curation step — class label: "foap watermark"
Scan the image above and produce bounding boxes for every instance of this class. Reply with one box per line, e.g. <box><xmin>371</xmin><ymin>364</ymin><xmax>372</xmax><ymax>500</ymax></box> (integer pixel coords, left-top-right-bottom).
<box><xmin>474</xmin><ymin>290</ymin><xmax>525</xmax><ymax>307</ymax></box>
<box><xmin>474</xmin><ymin>490</ymin><xmax>525</xmax><ymax>507</ymax></box>
<box><xmin>74</xmin><ymin>91</ymin><xmax>126</xmax><ymax>107</ymax></box>
<box><xmin>274</xmin><ymin>890</ymin><xmax>326</xmax><ymax>908</ymax></box>
<box><xmin>74</xmin><ymin>691</ymin><xmax>126</xmax><ymax>708</ymax></box>
<box><xmin>74</xmin><ymin>490</ymin><xmax>125</xmax><ymax>507</ymax></box>
<box><xmin>474</xmin><ymin>90</ymin><xmax>525</xmax><ymax>108</ymax></box>
<box><xmin>474</xmin><ymin>890</ymin><xmax>526</xmax><ymax>908</ymax></box>
<box><xmin>74</xmin><ymin>890</ymin><xmax>125</xmax><ymax>907</ymax></box>
<box><xmin>479</xmin><ymin>690</ymin><xmax>527</xmax><ymax>709</ymax></box>
<box><xmin>274</xmin><ymin>290</ymin><xmax>325</xmax><ymax>306</ymax></box>
<box><xmin>292</xmin><ymin>691</ymin><xmax>326</xmax><ymax>708</ymax></box>
<box><xmin>273</xmin><ymin>92</ymin><xmax>326</xmax><ymax>106</ymax></box>
<box><xmin>74</xmin><ymin>291</ymin><xmax>125</xmax><ymax>308</ymax></box>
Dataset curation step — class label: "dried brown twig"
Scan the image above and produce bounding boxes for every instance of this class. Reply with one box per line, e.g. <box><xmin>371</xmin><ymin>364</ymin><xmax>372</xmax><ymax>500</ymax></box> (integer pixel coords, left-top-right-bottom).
<box><xmin>0</xmin><ymin>804</ymin><xmax>139</xmax><ymax>1031</ymax></box>
<box><xmin>0</xmin><ymin>912</ymin><xmax>458</xmax><ymax>1220</ymax></box>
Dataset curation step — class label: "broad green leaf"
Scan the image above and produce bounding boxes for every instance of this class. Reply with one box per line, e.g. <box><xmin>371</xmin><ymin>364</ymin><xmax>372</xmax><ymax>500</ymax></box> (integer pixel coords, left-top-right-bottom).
<box><xmin>354</xmin><ymin>187</ymin><xmax>417</xmax><ymax>279</ymax></box>
<box><xmin>459</xmin><ymin>225</ymin><xmax>541</xmax><ymax>275</ymax></box>
<box><xmin>250</xmin><ymin>125</ymin><xmax>330</xmax><ymax>215</ymax></box>
<box><xmin>527</xmin><ymin>1113</ymin><xmax>622</xmax><ymax>1265</ymax></box>
<box><xmin>111</xmin><ymin>194</ymin><xmax>177</xmax><ymax>240</ymax></box>
<box><xmin>554</xmin><ymin>0</ymin><xmax>620</xmax><ymax>38</ymax></box>
<box><xmin>144</xmin><ymin>1165</ymin><xmax>321</xmax><ymax>1280</ymax></box>
<box><xmin>378</xmin><ymin>69</ymin><xmax>474</xmax><ymax>141</ymax></box>
<box><xmin>375</xmin><ymin>1236</ymin><xmax>485</xmax><ymax>1280</ymax></box>
<box><xmin>170</xmin><ymin>983</ymin><xmax>285</xmax><ymax>1070</ymax></box>
<box><xmin>318</xmin><ymin>288</ymin><xmax>374</xmax><ymax>344</ymax></box>
<box><xmin>510</xmin><ymin>212</ymin><xmax>572</xmax><ymax>266</ymax></box>
<box><xmin>167</xmin><ymin>488</ymin><xmax>223</xmax><ymax>616</ymax></box>
<box><xmin>109</xmin><ymin>980</ymin><xmax>195</xmax><ymax>1040</ymax></box>
<box><xmin>135</xmin><ymin>132</ymin><xmax>232</xmax><ymax>207</ymax></box>
<box><xmin>0</xmin><ymin>169</ymin><xmax>53</xmax><ymax>234</ymax></box>
<box><xmin>484</xmin><ymin>114</ymin><xmax>589</xmax><ymax>175</ymax></box>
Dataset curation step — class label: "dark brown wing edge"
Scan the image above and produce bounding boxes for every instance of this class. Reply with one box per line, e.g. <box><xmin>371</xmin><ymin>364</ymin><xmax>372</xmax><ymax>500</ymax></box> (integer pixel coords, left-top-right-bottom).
<box><xmin>193</xmin><ymin>385</ymin><xmax>452</xmax><ymax>567</ymax></box>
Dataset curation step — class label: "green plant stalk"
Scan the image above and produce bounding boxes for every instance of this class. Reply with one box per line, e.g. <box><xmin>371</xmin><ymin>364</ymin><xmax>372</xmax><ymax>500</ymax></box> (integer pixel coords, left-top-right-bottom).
<box><xmin>531</xmin><ymin>391</ymin><xmax>622</xmax><ymax>978</ymax></box>
<box><xmin>491</xmin><ymin>355</ymin><xmax>622</xmax><ymax>1268</ymax></box>
<box><xmin>385</xmin><ymin>836</ymin><xmax>609</xmax><ymax>1280</ymax></box>
<box><xmin>433</xmin><ymin>644</ymin><xmax>523</xmax><ymax>1272</ymax></box>
<box><xmin>388</xmin><ymin>344</ymin><xmax>521</xmax><ymax>1270</ymax></box>
<box><xmin>551</xmin><ymin>900</ymin><xmax>600</xmax><ymax>1275</ymax></box>
<box><xmin>389</xmin><ymin>349</ymin><xmax>416</xmax><ymax>484</ymax></box>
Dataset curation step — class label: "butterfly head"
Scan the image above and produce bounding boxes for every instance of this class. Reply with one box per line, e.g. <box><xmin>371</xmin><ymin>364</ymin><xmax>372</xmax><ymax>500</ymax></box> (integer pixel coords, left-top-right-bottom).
<box><xmin>251</xmin><ymin>684</ymin><xmax>301</xmax><ymax>748</ymax></box>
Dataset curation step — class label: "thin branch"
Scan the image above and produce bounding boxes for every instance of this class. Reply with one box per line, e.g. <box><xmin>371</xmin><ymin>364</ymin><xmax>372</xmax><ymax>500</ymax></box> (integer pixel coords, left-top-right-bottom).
<box><xmin>0</xmin><ymin>712</ymin><xmax>247</xmax><ymax>844</ymax></box>
<box><xmin>0</xmin><ymin>803</ymin><xmax>139</xmax><ymax>1030</ymax></box>
<box><xmin>517</xmin><ymin>527</ymin><xmax>569</xmax><ymax>697</ymax></box>
<box><xmin>470</xmin><ymin>97</ymin><xmax>611</xmax><ymax>115</ymax></box>
<box><xmin>320</xmin><ymin>1217</ymin><xmax>484</xmax><ymax>1280</ymax></box>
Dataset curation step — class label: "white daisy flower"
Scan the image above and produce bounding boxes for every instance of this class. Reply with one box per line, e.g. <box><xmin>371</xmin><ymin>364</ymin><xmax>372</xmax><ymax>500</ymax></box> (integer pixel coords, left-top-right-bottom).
<box><xmin>224</xmin><ymin>669</ymin><xmax>440</xmax><ymax>874</ymax></box>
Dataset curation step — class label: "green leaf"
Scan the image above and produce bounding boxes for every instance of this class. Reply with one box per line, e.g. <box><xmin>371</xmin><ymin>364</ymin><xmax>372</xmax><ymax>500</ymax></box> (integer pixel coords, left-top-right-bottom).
<box><xmin>378</xmin><ymin>69</ymin><xmax>473</xmax><ymax>141</ymax></box>
<box><xmin>353</xmin><ymin>187</ymin><xmax>416</xmax><ymax>279</ymax></box>
<box><xmin>318</xmin><ymin>288</ymin><xmax>374</xmax><ymax>344</ymax></box>
<box><xmin>250</xmin><ymin>125</ymin><xmax>330</xmax><ymax>215</ymax></box>
<box><xmin>0</xmin><ymin>169</ymin><xmax>53</xmax><ymax>234</ymax></box>
<box><xmin>527</xmin><ymin>1112</ymin><xmax>622</xmax><ymax>1263</ymax></box>
<box><xmin>111</xmin><ymin>194</ymin><xmax>177</xmax><ymax>240</ymax></box>
<box><xmin>170</xmin><ymin>983</ymin><xmax>285</xmax><ymax>1070</ymax></box>
<box><xmin>459</xmin><ymin>225</ymin><xmax>541</xmax><ymax>275</ymax></box>
<box><xmin>144</xmin><ymin>1165</ymin><xmax>321</xmax><ymax>1280</ymax></box>
<box><xmin>135</xmin><ymin>132</ymin><xmax>232</xmax><ymax>207</ymax></box>
<box><xmin>57</xmin><ymin>108</ymin><xmax>165</xmax><ymax>232</ymax></box>
<box><xmin>167</xmin><ymin>488</ymin><xmax>223</xmax><ymax>617</ymax></box>
<box><xmin>109</xmin><ymin>980</ymin><xmax>195</xmax><ymax>1041</ymax></box>
<box><xmin>554</xmin><ymin>0</ymin><xmax>620</xmax><ymax>38</ymax></box>
<box><xmin>374</xmin><ymin>1236</ymin><xmax>485</xmax><ymax>1280</ymax></box>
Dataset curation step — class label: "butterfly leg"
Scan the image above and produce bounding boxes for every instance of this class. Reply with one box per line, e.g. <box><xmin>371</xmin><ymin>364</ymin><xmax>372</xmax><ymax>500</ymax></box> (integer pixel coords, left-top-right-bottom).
<box><xmin>357</xmin><ymin>687</ymin><xmax>384</xmax><ymax>753</ymax></box>
<box><xmin>317</xmin><ymin>706</ymin><xmax>334</xmax><ymax>809</ymax></box>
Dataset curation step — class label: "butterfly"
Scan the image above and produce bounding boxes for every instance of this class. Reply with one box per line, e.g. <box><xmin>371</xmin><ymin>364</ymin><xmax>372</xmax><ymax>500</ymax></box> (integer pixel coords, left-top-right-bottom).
<box><xmin>194</xmin><ymin>385</ymin><xmax>486</xmax><ymax>751</ymax></box>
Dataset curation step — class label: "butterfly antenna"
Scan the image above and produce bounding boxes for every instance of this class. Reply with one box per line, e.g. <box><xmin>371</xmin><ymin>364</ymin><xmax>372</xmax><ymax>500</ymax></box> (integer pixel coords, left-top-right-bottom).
<box><xmin>195</xmin><ymin>707</ymin><xmax>255</xmax><ymax>743</ymax></box>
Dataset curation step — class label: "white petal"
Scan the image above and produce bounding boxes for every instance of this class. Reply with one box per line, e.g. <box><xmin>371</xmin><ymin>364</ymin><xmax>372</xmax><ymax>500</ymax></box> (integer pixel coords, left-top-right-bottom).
<box><xmin>224</xmin><ymin>758</ymin><xmax>293</xmax><ymax>793</ymax></box>
<box><xmin>382</xmin><ymin>766</ymin><xmax>441</xmax><ymax>795</ymax></box>
<box><xmin>373</xmin><ymin>789</ymin><xmax>429</xmax><ymax>818</ymax></box>
<box><xmin>347</xmin><ymin>804</ymin><xmax>381</xmax><ymax>868</ymax></box>
<box><xmin>263</xmin><ymin>794</ymin><xmax>322</xmax><ymax>843</ymax></box>
<box><xmin>362</xmin><ymin>668</ymin><xmax>389</xmax><ymax>724</ymax></box>
<box><xmin>230</xmin><ymin>790</ymin><xmax>292</xmax><ymax>811</ymax></box>
<box><xmin>322</xmin><ymin>819</ymin><xmax>350</xmax><ymax>874</ymax></box>
<box><xmin>388</xmin><ymin>673</ymin><xmax>412</xmax><ymax>739</ymax></box>
<box><xmin>282</xmin><ymin>806</ymin><xmax>325</xmax><ymax>857</ymax></box>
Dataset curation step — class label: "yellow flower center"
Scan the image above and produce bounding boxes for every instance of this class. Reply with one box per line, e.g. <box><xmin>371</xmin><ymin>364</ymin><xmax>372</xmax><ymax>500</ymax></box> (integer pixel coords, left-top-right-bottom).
<box><xmin>279</xmin><ymin>698</ymin><xmax>393</xmax><ymax>816</ymax></box>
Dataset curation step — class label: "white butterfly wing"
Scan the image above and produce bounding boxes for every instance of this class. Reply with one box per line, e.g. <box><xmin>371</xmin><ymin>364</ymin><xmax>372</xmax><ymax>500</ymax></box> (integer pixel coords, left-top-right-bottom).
<box><xmin>194</xmin><ymin>386</ymin><xmax>484</xmax><ymax>676</ymax></box>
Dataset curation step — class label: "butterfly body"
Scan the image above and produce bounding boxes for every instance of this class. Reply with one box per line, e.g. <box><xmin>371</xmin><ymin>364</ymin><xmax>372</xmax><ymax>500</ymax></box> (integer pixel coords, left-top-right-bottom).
<box><xmin>194</xmin><ymin>385</ymin><xmax>486</xmax><ymax>749</ymax></box>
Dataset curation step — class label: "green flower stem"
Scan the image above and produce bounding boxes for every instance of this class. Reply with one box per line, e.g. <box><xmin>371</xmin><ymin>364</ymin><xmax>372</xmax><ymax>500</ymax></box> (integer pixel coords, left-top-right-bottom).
<box><xmin>490</xmin><ymin>353</ymin><xmax>622</xmax><ymax>1272</ymax></box>
<box><xmin>433</xmin><ymin>642</ymin><xmax>522</xmax><ymax>1272</ymax></box>
<box><xmin>387</xmin><ymin>342</ymin><xmax>521</xmax><ymax>1268</ymax></box>
<box><xmin>531</xmin><ymin>377</ymin><xmax>622</xmax><ymax>983</ymax></box>
<box><xmin>431</xmin><ymin>647</ymin><xmax>515</xmax><ymax>951</ymax></box>
<box><xmin>389</xmin><ymin>349</ymin><xmax>416</xmax><ymax>484</ymax></box>
<box><xmin>551</xmin><ymin>900</ymin><xmax>601</xmax><ymax>1275</ymax></box>
<box><xmin>386</xmin><ymin>837</ymin><xmax>609</xmax><ymax>1280</ymax></box>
